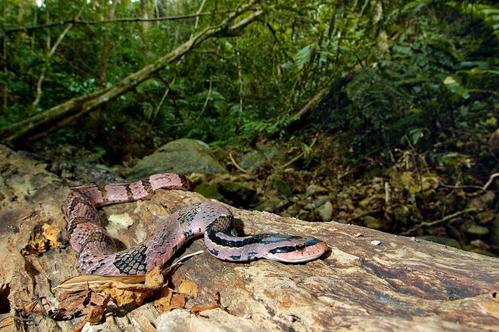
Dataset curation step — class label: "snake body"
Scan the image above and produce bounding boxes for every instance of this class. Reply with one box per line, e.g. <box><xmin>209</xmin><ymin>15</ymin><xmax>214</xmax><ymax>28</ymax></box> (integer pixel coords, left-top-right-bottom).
<box><xmin>63</xmin><ymin>173</ymin><xmax>328</xmax><ymax>276</ymax></box>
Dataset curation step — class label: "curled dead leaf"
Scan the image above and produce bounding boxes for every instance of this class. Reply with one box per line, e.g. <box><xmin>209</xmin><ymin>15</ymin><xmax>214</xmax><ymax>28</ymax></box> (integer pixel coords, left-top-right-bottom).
<box><xmin>170</xmin><ymin>294</ymin><xmax>186</xmax><ymax>309</ymax></box>
<box><xmin>52</xmin><ymin>268</ymin><xmax>164</xmax><ymax>319</ymax></box>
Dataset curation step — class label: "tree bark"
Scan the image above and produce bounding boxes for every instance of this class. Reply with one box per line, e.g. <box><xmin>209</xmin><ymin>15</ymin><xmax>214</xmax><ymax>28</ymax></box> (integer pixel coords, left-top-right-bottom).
<box><xmin>0</xmin><ymin>0</ymin><xmax>262</xmax><ymax>146</ymax></box>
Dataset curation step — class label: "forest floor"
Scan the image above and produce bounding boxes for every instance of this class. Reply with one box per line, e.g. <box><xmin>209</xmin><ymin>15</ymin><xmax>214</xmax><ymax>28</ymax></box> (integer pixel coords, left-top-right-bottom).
<box><xmin>34</xmin><ymin>131</ymin><xmax>499</xmax><ymax>258</ymax></box>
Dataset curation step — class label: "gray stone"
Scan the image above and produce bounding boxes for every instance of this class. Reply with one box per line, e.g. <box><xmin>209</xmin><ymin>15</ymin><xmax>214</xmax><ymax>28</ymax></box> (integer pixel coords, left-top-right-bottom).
<box><xmin>364</xmin><ymin>216</ymin><xmax>385</xmax><ymax>230</ymax></box>
<box><xmin>467</xmin><ymin>191</ymin><xmax>496</xmax><ymax>210</ymax></box>
<box><xmin>306</xmin><ymin>184</ymin><xmax>328</xmax><ymax>196</ymax></box>
<box><xmin>239</xmin><ymin>144</ymin><xmax>286</xmax><ymax>171</ymax></box>
<box><xmin>314</xmin><ymin>195</ymin><xmax>331</xmax><ymax>207</ymax></box>
<box><xmin>128</xmin><ymin>138</ymin><xmax>226</xmax><ymax>178</ymax></box>
<box><xmin>272</xmin><ymin>177</ymin><xmax>293</xmax><ymax>197</ymax></box>
<box><xmin>255</xmin><ymin>197</ymin><xmax>282</xmax><ymax>212</ymax></box>
<box><xmin>466</xmin><ymin>225</ymin><xmax>490</xmax><ymax>237</ymax></box>
<box><xmin>317</xmin><ymin>201</ymin><xmax>333</xmax><ymax>222</ymax></box>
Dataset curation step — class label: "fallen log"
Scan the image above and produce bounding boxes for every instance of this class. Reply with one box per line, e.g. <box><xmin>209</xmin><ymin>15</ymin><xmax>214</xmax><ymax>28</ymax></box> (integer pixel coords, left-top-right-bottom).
<box><xmin>0</xmin><ymin>144</ymin><xmax>497</xmax><ymax>331</ymax></box>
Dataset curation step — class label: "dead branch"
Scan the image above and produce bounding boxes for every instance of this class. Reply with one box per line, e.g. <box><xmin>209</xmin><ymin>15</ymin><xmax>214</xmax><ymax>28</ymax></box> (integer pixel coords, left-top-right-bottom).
<box><xmin>286</xmin><ymin>86</ymin><xmax>330</xmax><ymax>130</ymax></box>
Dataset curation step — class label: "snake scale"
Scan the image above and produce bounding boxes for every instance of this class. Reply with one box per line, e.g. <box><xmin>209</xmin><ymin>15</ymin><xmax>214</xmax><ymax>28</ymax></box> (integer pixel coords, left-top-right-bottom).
<box><xmin>63</xmin><ymin>173</ymin><xmax>328</xmax><ymax>275</ymax></box>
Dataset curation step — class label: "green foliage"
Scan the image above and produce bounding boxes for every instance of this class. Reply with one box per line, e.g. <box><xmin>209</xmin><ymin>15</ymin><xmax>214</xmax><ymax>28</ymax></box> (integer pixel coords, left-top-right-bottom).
<box><xmin>0</xmin><ymin>0</ymin><xmax>497</xmax><ymax>164</ymax></box>
<box><xmin>322</xmin><ymin>2</ymin><xmax>498</xmax><ymax>160</ymax></box>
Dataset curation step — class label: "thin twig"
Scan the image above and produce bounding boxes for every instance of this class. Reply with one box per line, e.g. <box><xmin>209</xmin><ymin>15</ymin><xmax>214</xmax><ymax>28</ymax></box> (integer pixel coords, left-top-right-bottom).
<box><xmin>4</xmin><ymin>11</ymin><xmax>233</xmax><ymax>34</ymax></box>
<box><xmin>279</xmin><ymin>136</ymin><xmax>318</xmax><ymax>169</ymax></box>
<box><xmin>151</xmin><ymin>78</ymin><xmax>174</xmax><ymax>123</ymax></box>
<box><xmin>162</xmin><ymin>250</ymin><xmax>205</xmax><ymax>275</ymax></box>
<box><xmin>229</xmin><ymin>152</ymin><xmax>250</xmax><ymax>173</ymax></box>
<box><xmin>402</xmin><ymin>208</ymin><xmax>477</xmax><ymax>235</ymax></box>
<box><xmin>482</xmin><ymin>172</ymin><xmax>499</xmax><ymax>191</ymax></box>
<box><xmin>194</xmin><ymin>0</ymin><xmax>208</xmax><ymax>30</ymax></box>
<box><xmin>200</xmin><ymin>80</ymin><xmax>212</xmax><ymax>116</ymax></box>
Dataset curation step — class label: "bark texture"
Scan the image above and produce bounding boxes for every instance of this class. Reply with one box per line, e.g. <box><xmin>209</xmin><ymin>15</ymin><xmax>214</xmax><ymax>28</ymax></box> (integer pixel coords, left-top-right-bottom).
<box><xmin>0</xmin><ymin>144</ymin><xmax>498</xmax><ymax>331</ymax></box>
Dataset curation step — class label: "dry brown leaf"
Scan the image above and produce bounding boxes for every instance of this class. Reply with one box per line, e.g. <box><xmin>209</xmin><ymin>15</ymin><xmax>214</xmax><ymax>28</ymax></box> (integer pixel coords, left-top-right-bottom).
<box><xmin>86</xmin><ymin>305</ymin><xmax>106</xmax><ymax>325</ymax></box>
<box><xmin>170</xmin><ymin>294</ymin><xmax>186</xmax><ymax>309</ymax></box>
<box><xmin>100</xmin><ymin>266</ymin><xmax>164</xmax><ymax>308</ymax></box>
<box><xmin>52</xmin><ymin>267</ymin><xmax>166</xmax><ymax>320</ymax></box>
<box><xmin>50</xmin><ymin>251</ymin><xmax>206</xmax><ymax>321</ymax></box>
<box><xmin>103</xmin><ymin>286</ymin><xmax>152</xmax><ymax>308</ymax></box>
<box><xmin>178</xmin><ymin>280</ymin><xmax>198</xmax><ymax>297</ymax></box>
<box><xmin>145</xmin><ymin>266</ymin><xmax>165</xmax><ymax>288</ymax></box>
<box><xmin>49</xmin><ymin>289</ymin><xmax>110</xmax><ymax>321</ymax></box>
<box><xmin>153</xmin><ymin>287</ymin><xmax>174</xmax><ymax>313</ymax></box>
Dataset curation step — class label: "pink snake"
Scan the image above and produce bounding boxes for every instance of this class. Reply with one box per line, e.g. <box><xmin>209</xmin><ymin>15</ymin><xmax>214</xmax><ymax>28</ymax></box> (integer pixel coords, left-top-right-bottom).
<box><xmin>63</xmin><ymin>173</ymin><xmax>328</xmax><ymax>275</ymax></box>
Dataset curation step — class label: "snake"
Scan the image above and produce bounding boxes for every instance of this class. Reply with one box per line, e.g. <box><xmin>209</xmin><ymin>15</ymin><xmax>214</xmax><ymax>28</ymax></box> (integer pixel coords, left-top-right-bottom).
<box><xmin>62</xmin><ymin>173</ymin><xmax>328</xmax><ymax>275</ymax></box>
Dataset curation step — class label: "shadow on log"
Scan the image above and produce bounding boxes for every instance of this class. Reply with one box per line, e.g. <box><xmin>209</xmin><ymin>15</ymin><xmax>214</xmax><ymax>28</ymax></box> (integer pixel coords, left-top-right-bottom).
<box><xmin>0</xmin><ymin>144</ymin><xmax>498</xmax><ymax>331</ymax></box>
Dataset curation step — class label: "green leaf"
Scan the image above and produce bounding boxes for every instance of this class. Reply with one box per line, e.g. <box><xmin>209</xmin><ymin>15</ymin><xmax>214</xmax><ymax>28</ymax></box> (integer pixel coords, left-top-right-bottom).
<box><xmin>293</xmin><ymin>44</ymin><xmax>316</xmax><ymax>70</ymax></box>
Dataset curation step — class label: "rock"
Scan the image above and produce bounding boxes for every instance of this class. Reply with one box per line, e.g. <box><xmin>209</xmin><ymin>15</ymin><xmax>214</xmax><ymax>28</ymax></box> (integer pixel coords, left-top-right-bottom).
<box><xmin>467</xmin><ymin>191</ymin><xmax>496</xmax><ymax>210</ymax></box>
<box><xmin>303</xmin><ymin>202</ymin><xmax>315</xmax><ymax>210</ymax></box>
<box><xmin>1</xmin><ymin>144</ymin><xmax>499</xmax><ymax>331</ymax></box>
<box><xmin>156</xmin><ymin>309</ymin><xmax>269</xmax><ymax>331</ymax></box>
<box><xmin>305</xmin><ymin>184</ymin><xmax>328</xmax><ymax>196</ymax></box>
<box><xmin>239</xmin><ymin>144</ymin><xmax>286</xmax><ymax>171</ymax></box>
<box><xmin>476</xmin><ymin>210</ymin><xmax>496</xmax><ymax>225</ymax></box>
<box><xmin>255</xmin><ymin>197</ymin><xmax>282</xmax><ymax>212</ymax></box>
<box><xmin>238</xmin><ymin>150</ymin><xmax>266</xmax><ymax>171</ymax></box>
<box><xmin>128</xmin><ymin>138</ymin><xmax>226</xmax><ymax>178</ymax></box>
<box><xmin>364</xmin><ymin>216</ymin><xmax>385</xmax><ymax>230</ymax></box>
<box><xmin>218</xmin><ymin>181</ymin><xmax>257</xmax><ymax>207</ymax></box>
<box><xmin>466</xmin><ymin>225</ymin><xmax>490</xmax><ymax>237</ymax></box>
<box><xmin>317</xmin><ymin>201</ymin><xmax>333</xmax><ymax>222</ymax></box>
<box><xmin>314</xmin><ymin>195</ymin><xmax>330</xmax><ymax>207</ymax></box>
<box><xmin>49</xmin><ymin>161</ymin><xmax>123</xmax><ymax>183</ymax></box>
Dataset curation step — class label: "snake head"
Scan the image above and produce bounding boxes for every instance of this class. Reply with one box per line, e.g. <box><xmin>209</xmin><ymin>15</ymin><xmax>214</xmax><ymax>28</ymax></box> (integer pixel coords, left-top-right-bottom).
<box><xmin>265</xmin><ymin>237</ymin><xmax>328</xmax><ymax>263</ymax></box>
